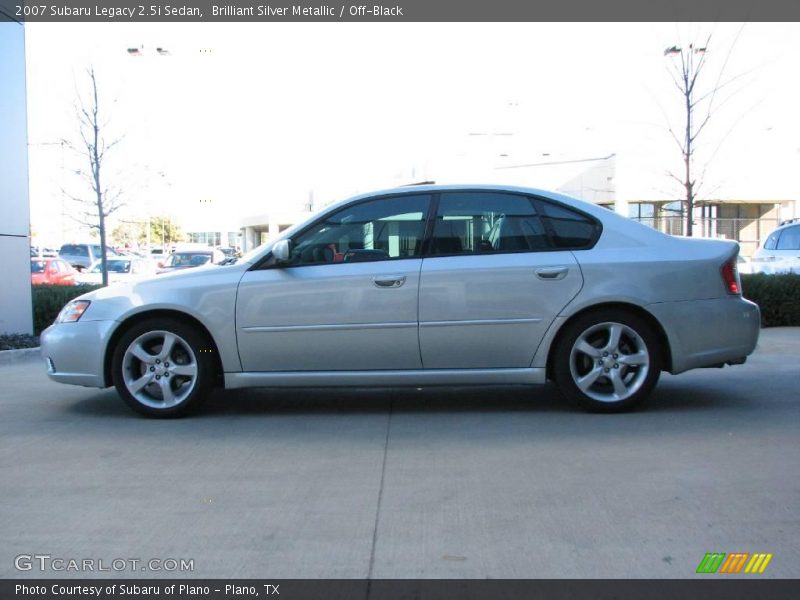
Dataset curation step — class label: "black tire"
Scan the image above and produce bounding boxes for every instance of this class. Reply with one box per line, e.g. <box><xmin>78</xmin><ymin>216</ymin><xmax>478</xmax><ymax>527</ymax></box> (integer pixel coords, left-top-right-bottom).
<box><xmin>111</xmin><ymin>318</ymin><xmax>216</xmax><ymax>418</ymax></box>
<box><xmin>552</xmin><ymin>309</ymin><xmax>662</xmax><ymax>413</ymax></box>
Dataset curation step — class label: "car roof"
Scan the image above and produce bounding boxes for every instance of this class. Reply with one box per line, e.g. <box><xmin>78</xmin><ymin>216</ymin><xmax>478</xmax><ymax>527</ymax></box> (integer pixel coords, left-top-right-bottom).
<box><xmin>321</xmin><ymin>183</ymin><xmax>613</xmax><ymax>220</ymax></box>
<box><xmin>774</xmin><ymin>219</ymin><xmax>800</xmax><ymax>231</ymax></box>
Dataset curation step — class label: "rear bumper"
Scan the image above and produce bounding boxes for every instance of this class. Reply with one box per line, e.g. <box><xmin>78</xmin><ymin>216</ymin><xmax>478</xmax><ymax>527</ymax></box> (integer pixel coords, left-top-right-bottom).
<box><xmin>40</xmin><ymin>320</ymin><xmax>116</xmax><ymax>387</ymax></box>
<box><xmin>646</xmin><ymin>296</ymin><xmax>760</xmax><ymax>374</ymax></box>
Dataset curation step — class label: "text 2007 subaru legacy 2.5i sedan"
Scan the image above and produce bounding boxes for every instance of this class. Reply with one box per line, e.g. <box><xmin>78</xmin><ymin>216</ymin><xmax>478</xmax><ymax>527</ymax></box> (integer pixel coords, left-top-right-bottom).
<box><xmin>41</xmin><ymin>185</ymin><xmax>760</xmax><ymax>417</ymax></box>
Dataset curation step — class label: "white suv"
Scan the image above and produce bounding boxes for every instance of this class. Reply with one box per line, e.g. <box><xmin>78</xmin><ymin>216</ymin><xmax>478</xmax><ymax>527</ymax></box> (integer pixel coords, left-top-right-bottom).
<box><xmin>751</xmin><ymin>220</ymin><xmax>800</xmax><ymax>274</ymax></box>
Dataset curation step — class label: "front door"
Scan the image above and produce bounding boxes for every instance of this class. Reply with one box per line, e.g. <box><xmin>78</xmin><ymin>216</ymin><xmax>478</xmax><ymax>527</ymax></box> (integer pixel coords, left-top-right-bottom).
<box><xmin>236</xmin><ymin>194</ymin><xmax>431</xmax><ymax>372</ymax></box>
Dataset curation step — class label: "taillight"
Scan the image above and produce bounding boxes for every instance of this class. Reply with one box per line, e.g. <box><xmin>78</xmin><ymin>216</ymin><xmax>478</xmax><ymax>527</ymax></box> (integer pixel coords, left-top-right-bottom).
<box><xmin>721</xmin><ymin>258</ymin><xmax>741</xmax><ymax>295</ymax></box>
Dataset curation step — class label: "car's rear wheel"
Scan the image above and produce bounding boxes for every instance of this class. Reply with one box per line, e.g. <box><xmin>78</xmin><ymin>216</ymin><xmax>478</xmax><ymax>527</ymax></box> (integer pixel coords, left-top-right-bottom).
<box><xmin>552</xmin><ymin>309</ymin><xmax>661</xmax><ymax>412</ymax></box>
<box><xmin>111</xmin><ymin>318</ymin><xmax>215</xmax><ymax>417</ymax></box>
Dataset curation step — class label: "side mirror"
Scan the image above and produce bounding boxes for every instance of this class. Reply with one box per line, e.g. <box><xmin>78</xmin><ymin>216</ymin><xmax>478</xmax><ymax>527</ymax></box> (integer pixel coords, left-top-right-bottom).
<box><xmin>272</xmin><ymin>239</ymin><xmax>291</xmax><ymax>264</ymax></box>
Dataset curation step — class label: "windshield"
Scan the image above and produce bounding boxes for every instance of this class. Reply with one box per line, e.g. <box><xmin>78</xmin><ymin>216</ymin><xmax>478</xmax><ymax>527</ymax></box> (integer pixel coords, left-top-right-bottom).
<box><xmin>31</xmin><ymin>261</ymin><xmax>46</xmax><ymax>273</ymax></box>
<box><xmin>165</xmin><ymin>253</ymin><xmax>211</xmax><ymax>267</ymax></box>
<box><xmin>90</xmin><ymin>260</ymin><xmax>131</xmax><ymax>273</ymax></box>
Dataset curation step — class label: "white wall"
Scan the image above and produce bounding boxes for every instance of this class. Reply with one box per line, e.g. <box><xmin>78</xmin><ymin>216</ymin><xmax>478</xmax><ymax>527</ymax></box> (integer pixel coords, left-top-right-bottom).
<box><xmin>0</xmin><ymin>22</ymin><xmax>33</xmax><ymax>335</ymax></box>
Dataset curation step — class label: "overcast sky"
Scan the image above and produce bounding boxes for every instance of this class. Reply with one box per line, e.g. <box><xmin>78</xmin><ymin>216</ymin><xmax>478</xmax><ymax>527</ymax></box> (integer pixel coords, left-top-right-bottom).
<box><xmin>24</xmin><ymin>22</ymin><xmax>800</xmax><ymax>242</ymax></box>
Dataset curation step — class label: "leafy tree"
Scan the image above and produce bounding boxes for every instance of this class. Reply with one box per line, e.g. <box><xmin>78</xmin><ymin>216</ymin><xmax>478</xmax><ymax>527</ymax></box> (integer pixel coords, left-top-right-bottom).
<box><xmin>149</xmin><ymin>216</ymin><xmax>185</xmax><ymax>249</ymax></box>
<box><xmin>112</xmin><ymin>221</ymin><xmax>145</xmax><ymax>247</ymax></box>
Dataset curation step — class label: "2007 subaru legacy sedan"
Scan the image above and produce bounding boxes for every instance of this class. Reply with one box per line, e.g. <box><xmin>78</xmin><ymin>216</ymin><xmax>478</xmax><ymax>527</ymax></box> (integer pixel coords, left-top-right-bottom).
<box><xmin>41</xmin><ymin>184</ymin><xmax>760</xmax><ymax>417</ymax></box>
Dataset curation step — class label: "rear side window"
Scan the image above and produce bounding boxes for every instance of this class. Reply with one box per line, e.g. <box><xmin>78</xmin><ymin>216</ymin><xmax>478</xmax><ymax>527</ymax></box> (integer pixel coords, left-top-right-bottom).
<box><xmin>537</xmin><ymin>200</ymin><xmax>600</xmax><ymax>249</ymax></box>
<box><xmin>776</xmin><ymin>225</ymin><xmax>800</xmax><ymax>250</ymax></box>
<box><xmin>431</xmin><ymin>192</ymin><xmax>548</xmax><ymax>255</ymax></box>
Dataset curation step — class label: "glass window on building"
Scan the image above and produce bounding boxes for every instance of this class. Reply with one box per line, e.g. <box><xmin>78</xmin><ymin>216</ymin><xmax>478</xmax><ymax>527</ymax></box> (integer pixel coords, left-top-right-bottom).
<box><xmin>188</xmin><ymin>232</ymin><xmax>222</xmax><ymax>246</ymax></box>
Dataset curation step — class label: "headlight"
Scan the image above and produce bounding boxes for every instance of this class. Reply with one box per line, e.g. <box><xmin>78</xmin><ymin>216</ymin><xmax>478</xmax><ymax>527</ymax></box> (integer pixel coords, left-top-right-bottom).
<box><xmin>56</xmin><ymin>300</ymin><xmax>91</xmax><ymax>323</ymax></box>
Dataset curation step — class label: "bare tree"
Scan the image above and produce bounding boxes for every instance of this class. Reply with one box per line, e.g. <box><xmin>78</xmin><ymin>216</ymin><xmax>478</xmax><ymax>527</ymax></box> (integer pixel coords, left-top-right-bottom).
<box><xmin>663</xmin><ymin>28</ymin><xmax>748</xmax><ymax>237</ymax></box>
<box><xmin>62</xmin><ymin>67</ymin><xmax>123</xmax><ymax>286</ymax></box>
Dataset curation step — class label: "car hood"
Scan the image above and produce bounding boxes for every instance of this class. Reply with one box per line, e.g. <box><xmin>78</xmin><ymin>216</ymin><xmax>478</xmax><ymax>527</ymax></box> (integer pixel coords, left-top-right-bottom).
<box><xmin>74</xmin><ymin>262</ymin><xmax>249</xmax><ymax>308</ymax></box>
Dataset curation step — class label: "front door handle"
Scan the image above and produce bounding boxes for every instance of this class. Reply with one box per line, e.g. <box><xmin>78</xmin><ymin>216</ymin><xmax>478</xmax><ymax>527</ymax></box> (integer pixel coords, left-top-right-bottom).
<box><xmin>536</xmin><ymin>266</ymin><xmax>568</xmax><ymax>280</ymax></box>
<box><xmin>373</xmin><ymin>275</ymin><xmax>406</xmax><ymax>288</ymax></box>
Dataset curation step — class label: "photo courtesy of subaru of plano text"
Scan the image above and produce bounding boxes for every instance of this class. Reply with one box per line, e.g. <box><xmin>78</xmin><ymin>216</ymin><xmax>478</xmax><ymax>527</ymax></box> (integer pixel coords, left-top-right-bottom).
<box><xmin>40</xmin><ymin>185</ymin><xmax>760</xmax><ymax>417</ymax></box>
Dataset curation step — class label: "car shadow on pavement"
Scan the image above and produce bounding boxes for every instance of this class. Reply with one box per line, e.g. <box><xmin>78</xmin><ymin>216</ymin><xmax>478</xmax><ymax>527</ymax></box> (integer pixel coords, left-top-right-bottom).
<box><xmin>204</xmin><ymin>383</ymin><xmax>569</xmax><ymax>416</ymax></box>
<box><xmin>66</xmin><ymin>378</ymin><xmax>755</xmax><ymax>420</ymax></box>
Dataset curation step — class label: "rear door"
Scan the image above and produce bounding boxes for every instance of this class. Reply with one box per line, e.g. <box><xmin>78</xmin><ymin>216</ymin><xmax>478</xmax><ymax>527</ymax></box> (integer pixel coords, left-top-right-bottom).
<box><xmin>418</xmin><ymin>192</ymin><xmax>586</xmax><ymax>369</ymax></box>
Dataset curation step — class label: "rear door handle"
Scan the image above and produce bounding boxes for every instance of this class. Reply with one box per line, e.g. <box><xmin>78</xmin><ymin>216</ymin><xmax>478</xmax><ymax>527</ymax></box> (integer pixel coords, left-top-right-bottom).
<box><xmin>536</xmin><ymin>266</ymin><xmax>568</xmax><ymax>280</ymax></box>
<box><xmin>373</xmin><ymin>275</ymin><xmax>406</xmax><ymax>288</ymax></box>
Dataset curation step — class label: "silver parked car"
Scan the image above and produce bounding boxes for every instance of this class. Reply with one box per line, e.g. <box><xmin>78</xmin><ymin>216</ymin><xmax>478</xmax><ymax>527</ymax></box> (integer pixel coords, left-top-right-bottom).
<box><xmin>59</xmin><ymin>243</ymin><xmax>122</xmax><ymax>271</ymax></box>
<box><xmin>74</xmin><ymin>257</ymin><xmax>157</xmax><ymax>285</ymax></box>
<box><xmin>750</xmin><ymin>219</ymin><xmax>800</xmax><ymax>274</ymax></box>
<box><xmin>41</xmin><ymin>185</ymin><xmax>760</xmax><ymax>417</ymax></box>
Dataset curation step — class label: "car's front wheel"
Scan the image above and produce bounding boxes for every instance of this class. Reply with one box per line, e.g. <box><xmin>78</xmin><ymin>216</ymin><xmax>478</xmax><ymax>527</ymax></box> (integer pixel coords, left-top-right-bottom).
<box><xmin>111</xmin><ymin>318</ymin><xmax>215</xmax><ymax>417</ymax></box>
<box><xmin>552</xmin><ymin>309</ymin><xmax>661</xmax><ymax>412</ymax></box>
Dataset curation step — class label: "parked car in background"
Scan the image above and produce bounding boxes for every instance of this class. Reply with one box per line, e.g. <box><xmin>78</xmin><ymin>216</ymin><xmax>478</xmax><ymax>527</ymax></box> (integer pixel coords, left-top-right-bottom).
<box><xmin>31</xmin><ymin>258</ymin><xmax>76</xmax><ymax>286</ymax></box>
<box><xmin>75</xmin><ymin>257</ymin><xmax>157</xmax><ymax>285</ymax></box>
<box><xmin>40</xmin><ymin>184</ymin><xmax>760</xmax><ymax>418</ymax></box>
<box><xmin>156</xmin><ymin>249</ymin><xmax>226</xmax><ymax>274</ymax></box>
<box><xmin>30</xmin><ymin>246</ymin><xmax>59</xmax><ymax>258</ymax></box>
<box><xmin>750</xmin><ymin>220</ymin><xmax>800</xmax><ymax>274</ymax></box>
<box><xmin>737</xmin><ymin>255</ymin><xmax>752</xmax><ymax>275</ymax></box>
<box><xmin>59</xmin><ymin>243</ymin><xmax>122</xmax><ymax>271</ymax></box>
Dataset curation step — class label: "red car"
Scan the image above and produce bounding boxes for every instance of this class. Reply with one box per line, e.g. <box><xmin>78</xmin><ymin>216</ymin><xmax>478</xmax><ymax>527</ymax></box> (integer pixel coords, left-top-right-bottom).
<box><xmin>31</xmin><ymin>258</ymin><xmax>76</xmax><ymax>285</ymax></box>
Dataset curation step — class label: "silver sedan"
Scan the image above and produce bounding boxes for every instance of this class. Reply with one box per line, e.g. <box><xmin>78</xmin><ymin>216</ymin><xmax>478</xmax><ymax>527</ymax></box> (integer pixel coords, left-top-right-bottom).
<box><xmin>40</xmin><ymin>185</ymin><xmax>760</xmax><ymax>417</ymax></box>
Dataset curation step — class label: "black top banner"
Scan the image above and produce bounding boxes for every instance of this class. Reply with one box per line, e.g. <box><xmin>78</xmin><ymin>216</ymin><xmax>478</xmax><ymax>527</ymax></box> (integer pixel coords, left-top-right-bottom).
<box><xmin>2</xmin><ymin>0</ymin><xmax>800</xmax><ymax>22</ymax></box>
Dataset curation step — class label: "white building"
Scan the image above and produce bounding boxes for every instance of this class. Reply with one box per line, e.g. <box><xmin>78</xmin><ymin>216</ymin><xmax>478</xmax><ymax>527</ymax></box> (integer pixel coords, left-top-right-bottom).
<box><xmin>0</xmin><ymin>20</ymin><xmax>33</xmax><ymax>335</ymax></box>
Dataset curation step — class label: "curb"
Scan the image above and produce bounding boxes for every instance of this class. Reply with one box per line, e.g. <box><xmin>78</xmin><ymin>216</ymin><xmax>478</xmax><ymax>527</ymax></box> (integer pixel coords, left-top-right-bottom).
<box><xmin>0</xmin><ymin>347</ymin><xmax>41</xmax><ymax>366</ymax></box>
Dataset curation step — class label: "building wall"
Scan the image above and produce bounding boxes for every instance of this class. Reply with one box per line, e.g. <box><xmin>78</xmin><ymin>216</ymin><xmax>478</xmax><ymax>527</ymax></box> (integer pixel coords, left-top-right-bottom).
<box><xmin>0</xmin><ymin>22</ymin><xmax>33</xmax><ymax>335</ymax></box>
<box><xmin>716</xmin><ymin>203</ymin><xmax>782</xmax><ymax>257</ymax></box>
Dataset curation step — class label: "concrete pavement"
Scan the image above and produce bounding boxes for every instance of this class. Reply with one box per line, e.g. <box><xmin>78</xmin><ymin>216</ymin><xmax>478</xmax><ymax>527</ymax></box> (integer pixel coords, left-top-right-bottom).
<box><xmin>1</xmin><ymin>328</ymin><xmax>798</xmax><ymax>579</ymax></box>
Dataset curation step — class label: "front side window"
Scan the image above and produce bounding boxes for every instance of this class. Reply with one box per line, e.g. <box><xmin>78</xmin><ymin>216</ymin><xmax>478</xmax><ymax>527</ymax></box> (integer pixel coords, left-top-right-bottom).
<box><xmin>287</xmin><ymin>194</ymin><xmax>431</xmax><ymax>266</ymax></box>
<box><xmin>776</xmin><ymin>225</ymin><xmax>800</xmax><ymax>250</ymax></box>
<box><xmin>430</xmin><ymin>192</ymin><xmax>547</xmax><ymax>255</ymax></box>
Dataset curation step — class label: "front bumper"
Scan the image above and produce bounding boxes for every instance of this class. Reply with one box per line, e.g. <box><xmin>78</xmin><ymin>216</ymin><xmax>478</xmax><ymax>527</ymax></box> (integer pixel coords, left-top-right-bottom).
<box><xmin>647</xmin><ymin>296</ymin><xmax>760</xmax><ymax>374</ymax></box>
<box><xmin>40</xmin><ymin>320</ymin><xmax>117</xmax><ymax>387</ymax></box>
